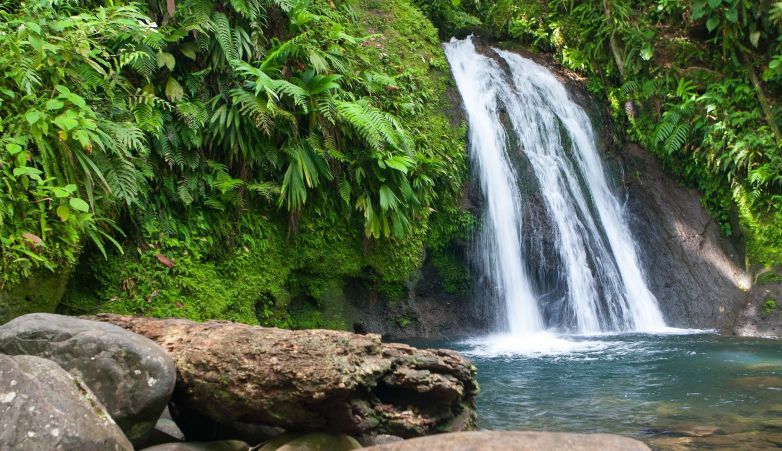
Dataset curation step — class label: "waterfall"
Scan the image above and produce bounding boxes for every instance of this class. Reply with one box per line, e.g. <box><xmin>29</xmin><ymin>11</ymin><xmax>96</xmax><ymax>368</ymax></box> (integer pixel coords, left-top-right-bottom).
<box><xmin>444</xmin><ymin>37</ymin><xmax>666</xmax><ymax>335</ymax></box>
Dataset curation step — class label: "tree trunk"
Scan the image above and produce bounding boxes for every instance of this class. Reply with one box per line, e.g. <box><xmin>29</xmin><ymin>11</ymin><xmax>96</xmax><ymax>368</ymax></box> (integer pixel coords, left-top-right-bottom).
<box><xmin>603</xmin><ymin>0</ymin><xmax>626</xmax><ymax>79</ymax></box>
<box><xmin>743</xmin><ymin>54</ymin><xmax>782</xmax><ymax>145</ymax></box>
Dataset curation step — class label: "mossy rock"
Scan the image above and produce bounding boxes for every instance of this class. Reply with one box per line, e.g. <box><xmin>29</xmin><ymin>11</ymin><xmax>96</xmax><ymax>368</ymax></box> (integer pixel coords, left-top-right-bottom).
<box><xmin>259</xmin><ymin>433</ymin><xmax>362</xmax><ymax>451</ymax></box>
<box><xmin>0</xmin><ymin>270</ymin><xmax>70</xmax><ymax>325</ymax></box>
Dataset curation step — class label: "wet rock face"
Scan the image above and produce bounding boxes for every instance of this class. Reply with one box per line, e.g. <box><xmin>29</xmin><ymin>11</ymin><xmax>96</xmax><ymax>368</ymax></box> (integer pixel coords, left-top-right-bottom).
<box><xmin>0</xmin><ymin>313</ymin><xmax>177</xmax><ymax>447</ymax></box>
<box><xmin>90</xmin><ymin>314</ymin><xmax>478</xmax><ymax>441</ymax></box>
<box><xmin>733</xmin><ymin>281</ymin><xmax>782</xmax><ymax>337</ymax></box>
<box><xmin>0</xmin><ymin>354</ymin><xmax>132</xmax><ymax>451</ymax></box>
<box><xmin>620</xmin><ymin>144</ymin><xmax>750</xmax><ymax>330</ymax></box>
<box><xmin>360</xmin><ymin>431</ymin><xmax>650</xmax><ymax>451</ymax></box>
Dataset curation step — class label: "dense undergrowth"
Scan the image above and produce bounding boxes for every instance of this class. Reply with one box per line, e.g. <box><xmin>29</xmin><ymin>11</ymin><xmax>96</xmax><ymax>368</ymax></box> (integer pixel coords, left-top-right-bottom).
<box><xmin>416</xmin><ymin>0</ymin><xmax>782</xmax><ymax>269</ymax></box>
<box><xmin>0</xmin><ymin>0</ymin><xmax>472</xmax><ymax>326</ymax></box>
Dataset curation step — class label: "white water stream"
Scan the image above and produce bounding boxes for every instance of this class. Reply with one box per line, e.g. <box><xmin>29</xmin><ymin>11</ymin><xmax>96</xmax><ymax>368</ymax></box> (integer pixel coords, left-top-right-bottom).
<box><xmin>444</xmin><ymin>37</ymin><xmax>666</xmax><ymax>336</ymax></box>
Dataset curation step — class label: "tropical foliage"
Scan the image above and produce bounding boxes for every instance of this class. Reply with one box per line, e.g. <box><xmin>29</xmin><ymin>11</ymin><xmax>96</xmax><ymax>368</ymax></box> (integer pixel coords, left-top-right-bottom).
<box><xmin>1</xmin><ymin>0</ymin><xmax>470</xmax><ymax>323</ymax></box>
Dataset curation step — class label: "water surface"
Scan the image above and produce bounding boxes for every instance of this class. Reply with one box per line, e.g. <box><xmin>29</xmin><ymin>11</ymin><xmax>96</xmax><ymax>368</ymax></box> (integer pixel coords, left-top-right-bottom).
<box><xmin>415</xmin><ymin>333</ymin><xmax>782</xmax><ymax>450</ymax></box>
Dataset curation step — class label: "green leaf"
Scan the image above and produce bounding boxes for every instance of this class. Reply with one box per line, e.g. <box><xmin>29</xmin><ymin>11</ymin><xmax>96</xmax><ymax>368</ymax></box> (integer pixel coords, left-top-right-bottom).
<box><xmin>5</xmin><ymin>143</ymin><xmax>22</xmax><ymax>155</ymax></box>
<box><xmin>69</xmin><ymin>197</ymin><xmax>89</xmax><ymax>212</ymax></box>
<box><xmin>52</xmin><ymin>187</ymin><xmax>70</xmax><ymax>198</ymax></box>
<box><xmin>750</xmin><ymin>31</ymin><xmax>761</xmax><ymax>48</ymax></box>
<box><xmin>53</xmin><ymin>110</ymin><xmax>79</xmax><ymax>131</ymax></box>
<box><xmin>707</xmin><ymin>0</ymin><xmax>721</xmax><ymax>7</ymax></box>
<box><xmin>46</xmin><ymin>99</ymin><xmax>65</xmax><ymax>110</ymax></box>
<box><xmin>65</xmin><ymin>93</ymin><xmax>87</xmax><ymax>110</ymax></box>
<box><xmin>25</xmin><ymin>21</ymin><xmax>41</xmax><ymax>34</ymax></box>
<box><xmin>692</xmin><ymin>0</ymin><xmax>706</xmax><ymax>19</ymax></box>
<box><xmin>724</xmin><ymin>7</ymin><xmax>737</xmax><ymax>23</ymax></box>
<box><xmin>157</xmin><ymin>52</ymin><xmax>176</xmax><ymax>70</ymax></box>
<box><xmin>706</xmin><ymin>16</ymin><xmax>720</xmax><ymax>32</ymax></box>
<box><xmin>379</xmin><ymin>185</ymin><xmax>397</xmax><ymax>211</ymax></box>
<box><xmin>13</xmin><ymin>166</ymin><xmax>42</xmax><ymax>178</ymax></box>
<box><xmin>165</xmin><ymin>77</ymin><xmax>184</xmax><ymax>101</ymax></box>
<box><xmin>640</xmin><ymin>45</ymin><xmax>654</xmax><ymax>61</ymax></box>
<box><xmin>25</xmin><ymin>110</ymin><xmax>44</xmax><ymax>125</ymax></box>
<box><xmin>180</xmin><ymin>43</ymin><xmax>197</xmax><ymax>60</ymax></box>
<box><xmin>385</xmin><ymin>156</ymin><xmax>414</xmax><ymax>173</ymax></box>
<box><xmin>72</xmin><ymin>129</ymin><xmax>90</xmax><ymax>148</ymax></box>
<box><xmin>56</xmin><ymin>205</ymin><xmax>70</xmax><ymax>222</ymax></box>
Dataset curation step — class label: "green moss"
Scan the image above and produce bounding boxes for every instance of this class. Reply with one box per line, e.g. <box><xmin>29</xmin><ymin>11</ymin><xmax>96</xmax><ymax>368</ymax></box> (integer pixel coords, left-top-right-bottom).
<box><xmin>761</xmin><ymin>299</ymin><xmax>778</xmax><ymax>319</ymax></box>
<box><xmin>0</xmin><ymin>269</ymin><xmax>71</xmax><ymax>324</ymax></box>
<box><xmin>430</xmin><ymin>249</ymin><xmax>471</xmax><ymax>297</ymax></box>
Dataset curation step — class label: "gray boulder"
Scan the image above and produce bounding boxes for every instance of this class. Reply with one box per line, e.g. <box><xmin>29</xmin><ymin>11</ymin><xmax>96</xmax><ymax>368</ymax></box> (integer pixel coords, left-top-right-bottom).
<box><xmin>0</xmin><ymin>354</ymin><xmax>132</xmax><ymax>451</ymax></box>
<box><xmin>361</xmin><ymin>431</ymin><xmax>650</xmax><ymax>451</ymax></box>
<box><xmin>0</xmin><ymin>313</ymin><xmax>176</xmax><ymax>446</ymax></box>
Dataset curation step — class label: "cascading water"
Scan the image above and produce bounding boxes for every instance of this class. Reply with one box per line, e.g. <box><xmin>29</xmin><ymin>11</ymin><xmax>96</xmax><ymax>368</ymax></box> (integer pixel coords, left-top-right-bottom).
<box><xmin>444</xmin><ymin>37</ymin><xmax>666</xmax><ymax>336</ymax></box>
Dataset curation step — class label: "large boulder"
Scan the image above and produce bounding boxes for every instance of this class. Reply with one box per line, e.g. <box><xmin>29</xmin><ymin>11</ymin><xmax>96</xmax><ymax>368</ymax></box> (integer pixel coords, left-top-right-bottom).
<box><xmin>0</xmin><ymin>313</ymin><xmax>176</xmax><ymax>446</ymax></box>
<box><xmin>0</xmin><ymin>354</ymin><xmax>132</xmax><ymax>451</ymax></box>
<box><xmin>90</xmin><ymin>314</ymin><xmax>478</xmax><ymax>440</ymax></box>
<box><xmin>360</xmin><ymin>431</ymin><xmax>650</xmax><ymax>451</ymax></box>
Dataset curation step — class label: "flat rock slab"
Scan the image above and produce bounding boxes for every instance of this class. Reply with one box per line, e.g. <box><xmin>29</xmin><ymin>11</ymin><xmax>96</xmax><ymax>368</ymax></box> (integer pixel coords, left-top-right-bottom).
<box><xmin>90</xmin><ymin>314</ymin><xmax>478</xmax><ymax>439</ymax></box>
<box><xmin>361</xmin><ymin>431</ymin><xmax>650</xmax><ymax>451</ymax></box>
<box><xmin>0</xmin><ymin>313</ymin><xmax>176</xmax><ymax>446</ymax></box>
<box><xmin>0</xmin><ymin>354</ymin><xmax>132</xmax><ymax>451</ymax></box>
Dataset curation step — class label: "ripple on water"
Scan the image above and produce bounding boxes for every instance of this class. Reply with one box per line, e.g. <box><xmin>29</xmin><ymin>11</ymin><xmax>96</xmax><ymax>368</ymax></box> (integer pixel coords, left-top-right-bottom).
<box><xmin>416</xmin><ymin>332</ymin><xmax>782</xmax><ymax>450</ymax></box>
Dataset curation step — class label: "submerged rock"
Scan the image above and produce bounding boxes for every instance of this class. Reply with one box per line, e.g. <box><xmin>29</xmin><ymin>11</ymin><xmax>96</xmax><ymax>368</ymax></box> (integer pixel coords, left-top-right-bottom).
<box><xmin>145</xmin><ymin>407</ymin><xmax>187</xmax><ymax>446</ymax></box>
<box><xmin>258</xmin><ymin>433</ymin><xmax>362</xmax><ymax>450</ymax></box>
<box><xmin>356</xmin><ymin>434</ymin><xmax>404</xmax><ymax>447</ymax></box>
<box><xmin>0</xmin><ymin>354</ymin><xmax>132</xmax><ymax>451</ymax></box>
<box><xmin>139</xmin><ymin>440</ymin><xmax>249</xmax><ymax>451</ymax></box>
<box><xmin>360</xmin><ymin>431</ymin><xmax>650</xmax><ymax>451</ymax></box>
<box><xmin>0</xmin><ymin>313</ymin><xmax>177</xmax><ymax>447</ymax></box>
<box><xmin>90</xmin><ymin>314</ymin><xmax>478</xmax><ymax>440</ymax></box>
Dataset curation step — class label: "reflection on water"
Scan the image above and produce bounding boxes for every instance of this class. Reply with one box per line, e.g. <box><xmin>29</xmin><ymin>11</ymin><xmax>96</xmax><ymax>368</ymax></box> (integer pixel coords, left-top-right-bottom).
<box><xmin>411</xmin><ymin>333</ymin><xmax>782</xmax><ymax>450</ymax></box>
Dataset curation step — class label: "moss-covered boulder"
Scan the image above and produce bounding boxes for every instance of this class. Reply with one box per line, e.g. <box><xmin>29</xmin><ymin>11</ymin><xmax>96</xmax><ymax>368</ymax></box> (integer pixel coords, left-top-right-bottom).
<box><xmin>0</xmin><ymin>270</ymin><xmax>70</xmax><ymax>325</ymax></box>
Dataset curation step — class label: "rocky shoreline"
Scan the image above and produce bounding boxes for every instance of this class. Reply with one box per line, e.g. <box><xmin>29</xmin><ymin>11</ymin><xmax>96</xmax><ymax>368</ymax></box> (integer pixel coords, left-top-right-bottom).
<box><xmin>0</xmin><ymin>313</ymin><xmax>649</xmax><ymax>450</ymax></box>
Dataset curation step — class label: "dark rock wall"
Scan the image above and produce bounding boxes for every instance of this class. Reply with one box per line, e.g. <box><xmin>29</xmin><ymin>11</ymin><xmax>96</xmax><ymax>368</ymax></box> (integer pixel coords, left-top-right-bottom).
<box><xmin>344</xmin><ymin>250</ymin><xmax>484</xmax><ymax>339</ymax></box>
<box><xmin>620</xmin><ymin>144</ymin><xmax>751</xmax><ymax>331</ymax></box>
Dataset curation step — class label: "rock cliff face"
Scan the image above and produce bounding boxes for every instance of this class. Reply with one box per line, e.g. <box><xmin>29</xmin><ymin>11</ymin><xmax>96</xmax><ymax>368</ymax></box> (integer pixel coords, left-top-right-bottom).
<box><xmin>620</xmin><ymin>144</ymin><xmax>751</xmax><ymax>331</ymax></box>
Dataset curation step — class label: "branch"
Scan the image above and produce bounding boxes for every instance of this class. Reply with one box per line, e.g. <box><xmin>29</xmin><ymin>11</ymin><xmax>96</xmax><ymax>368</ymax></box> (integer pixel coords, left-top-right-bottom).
<box><xmin>742</xmin><ymin>53</ymin><xmax>782</xmax><ymax>145</ymax></box>
<box><xmin>603</xmin><ymin>0</ymin><xmax>626</xmax><ymax>79</ymax></box>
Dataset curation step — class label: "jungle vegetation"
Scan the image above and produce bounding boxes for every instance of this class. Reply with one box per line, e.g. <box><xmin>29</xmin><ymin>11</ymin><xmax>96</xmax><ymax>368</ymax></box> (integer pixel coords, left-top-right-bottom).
<box><xmin>0</xmin><ymin>0</ymin><xmax>471</xmax><ymax>325</ymax></box>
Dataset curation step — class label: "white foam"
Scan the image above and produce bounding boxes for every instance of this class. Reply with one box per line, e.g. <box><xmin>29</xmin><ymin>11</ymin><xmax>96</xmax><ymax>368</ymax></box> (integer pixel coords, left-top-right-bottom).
<box><xmin>461</xmin><ymin>328</ymin><xmax>713</xmax><ymax>358</ymax></box>
<box><xmin>462</xmin><ymin>332</ymin><xmax>614</xmax><ymax>358</ymax></box>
